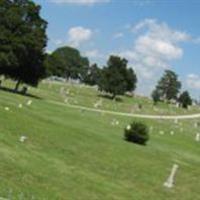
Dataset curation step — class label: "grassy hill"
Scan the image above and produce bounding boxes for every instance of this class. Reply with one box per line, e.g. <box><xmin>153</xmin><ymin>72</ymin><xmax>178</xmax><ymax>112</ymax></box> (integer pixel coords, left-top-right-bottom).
<box><xmin>0</xmin><ymin>80</ymin><xmax>200</xmax><ymax>199</ymax></box>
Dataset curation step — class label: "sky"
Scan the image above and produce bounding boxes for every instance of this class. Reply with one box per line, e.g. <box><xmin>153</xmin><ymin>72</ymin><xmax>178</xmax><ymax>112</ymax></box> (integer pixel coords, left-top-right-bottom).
<box><xmin>34</xmin><ymin>0</ymin><xmax>200</xmax><ymax>99</ymax></box>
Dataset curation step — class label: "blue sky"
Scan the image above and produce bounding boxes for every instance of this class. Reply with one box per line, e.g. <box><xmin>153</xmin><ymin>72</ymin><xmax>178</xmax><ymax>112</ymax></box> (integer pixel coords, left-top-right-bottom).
<box><xmin>34</xmin><ymin>0</ymin><xmax>200</xmax><ymax>99</ymax></box>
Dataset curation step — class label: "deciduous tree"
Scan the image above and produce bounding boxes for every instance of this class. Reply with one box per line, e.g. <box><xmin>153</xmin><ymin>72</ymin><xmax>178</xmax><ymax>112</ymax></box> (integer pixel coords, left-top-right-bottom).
<box><xmin>0</xmin><ymin>0</ymin><xmax>47</xmax><ymax>91</ymax></box>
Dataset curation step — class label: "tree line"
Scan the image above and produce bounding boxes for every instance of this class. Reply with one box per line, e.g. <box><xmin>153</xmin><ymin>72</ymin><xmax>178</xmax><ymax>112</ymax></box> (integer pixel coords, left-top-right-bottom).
<box><xmin>0</xmin><ymin>0</ymin><xmax>192</xmax><ymax>108</ymax></box>
<box><xmin>45</xmin><ymin>46</ymin><xmax>137</xmax><ymax>99</ymax></box>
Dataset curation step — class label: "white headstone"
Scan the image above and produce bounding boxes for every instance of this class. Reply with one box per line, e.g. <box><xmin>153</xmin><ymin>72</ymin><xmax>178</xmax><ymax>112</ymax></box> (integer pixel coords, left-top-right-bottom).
<box><xmin>194</xmin><ymin>122</ymin><xmax>198</xmax><ymax>128</ymax></box>
<box><xmin>94</xmin><ymin>99</ymin><xmax>103</xmax><ymax>108</ymax></box>
<box><xmin>18</xmin><ymin>104</ymin><xmax>23</xmax><ymax>108</ymax></box>
<box><xmin>164</xmin><ymin>164</ymin><xmax>179</xmax><ymax>188</ymax></box>
<box><xmin>159</xmin><ymin>131</ymin><xmax>164</xmax><ymax>135</ymax></box>
<box><xmin>4</xmin><ymin>107</ymin><xmax>10</xmax><ymax>111</ymax></box>
<box><xmin>19</xmin><ymin>136</ymin><xmax>27</xmax><ymax>143</ymax></box>
<box><xmin>27</xmin><ymin>100</ymin><xmax>32</xmax><ymax>106</ymax></box>
<box><xmin>195</xmin><ymin>133</ymin><xmax>200</xmax><ymax>142</ymax></box>
<box><xmin>170</xmin><ymin>131</ymin><xmax>174</xmax><ymax>135</ymax></box>
<box><xmin>174</xmin><ymin>119</ymin><xmax>178</xmax><ymax>124</ymax></box>
<box><xmin>126</xmin><ymin>125</ymin><xmax>131</xmax><ymax>130</ymax></box>
<box><xmin>111</xmin><ymin>119</ymin><xmax>119</xmax><ymax>126</ymax></box>
<box><xmin>66</xmin><ymin>89</ymin><xmax>70</xmax><ymax>95</ymax></box>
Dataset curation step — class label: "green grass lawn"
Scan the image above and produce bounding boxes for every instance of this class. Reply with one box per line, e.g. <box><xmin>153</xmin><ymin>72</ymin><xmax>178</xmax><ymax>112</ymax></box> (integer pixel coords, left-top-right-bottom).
<box><xmin>0</xmin><ymin>80</ymin><xmax>200</xmax><ymax>199</ymax></box>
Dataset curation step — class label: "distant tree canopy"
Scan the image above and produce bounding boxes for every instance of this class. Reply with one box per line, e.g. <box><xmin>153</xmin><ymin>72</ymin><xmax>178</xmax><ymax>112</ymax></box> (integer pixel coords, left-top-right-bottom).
<box><xmin>152</xmin><ymin>70</ymin><xmax>181</xmax><ymax>102</ymax></box>
<box><xmin>151</xmin><ymin>89</ymin><xmax>160</xmax><ymax>105</ymax></box>
<box><xmin>83</xmin><ymin>63</ymin><xmax>101</xmax><ymax>86</ymax></box>
<box><xmin>98</xmin><ymin>55</ymin><xmax>137</xmax><ymax>99</ymax></box>
<box><xmin>0</xmin><ymin>0</ymin><xmax>47</xmax><ymax>91</ymax></box>
<box><xmin>178</xmin><ymin>91</ymin><xmax>192</xmax><ymax>109</ymax></box>
<box><xmin>45</xmin><ymin>46</ymin><xmax>89</xmax><ymax>82</ymax></box>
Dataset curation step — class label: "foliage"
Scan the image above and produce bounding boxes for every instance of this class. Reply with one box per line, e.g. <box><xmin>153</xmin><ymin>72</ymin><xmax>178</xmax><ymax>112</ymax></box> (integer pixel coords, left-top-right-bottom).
<box><xmin>0</xmin><ymin>0</ymin><xmax>47</xmax><ymax>91</ymax></box>
<box><xmin>178</xmin><ymin>91</ymin><xmax>192</xmax><ymax>109</ymax></box>
<box><xmin>125</xmin><ymin>68</ymin><xmax>137</xmax><ymax>92</ymax></box>
<box><xmin>151</xmin><ymin>89</ymin><xmax>160</xmax><ymax>105</ymax></box>
<box><xmin>45</xmin><ymin>46</ymin><xmax>89</xmax><ymax>81</ymax></box>
<box><xmin>153</xmin><ymin>70</ymin><xmax>181</xmax><ymax>102</ymax></box>
<box><xmin>83</xmin><ymin>63</ymin><xmax>101</xmax><ymax>86</ymax></box>
<box><xmin>124</xmin><ymin>121</ymin><xmax>149</xmax><ymax>145</ymax></box>
<box><xmin>98</xmin><ymin>55</ymin><xmax>137</xmax><ymax>99</ymax></box>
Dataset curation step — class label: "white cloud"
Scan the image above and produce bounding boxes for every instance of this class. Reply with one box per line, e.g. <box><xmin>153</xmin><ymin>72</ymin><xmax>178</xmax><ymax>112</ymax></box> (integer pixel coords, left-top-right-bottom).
<box><xmin>186</xmin><ymin>74</ymin><xmax>200</xmax><ymax>89</ymax></box>
<box><xmin>84</xmin><ymin>49</ymin><xmax>104</xmax><ymax>59</ymax></box>
<box><xmin>68</xmin><ymin>26</ymin><xmax>93</xmax><ymax>47</ymax></box>
<box><xmin>113</xmin><ymin>32</ymin><xmax>124</xmax><ymax>39</ymax></box>
<box><xmin>50</xmin><ymin>0</ymin><xmax>110</xmax><ymax>5</ymax></box>
<box><xmin>116</xmin><ymin>19</ymin><xmax>191</xmax><ymax>95</ymax></box>
<box><xmin>52</xmin><ymin>39</ymin><xmax>63</xmax><ymax>46</ymax></box>
<box><xmin>132</xmin><ymin>18</ymin><xmax>191</xmax><ymax>43</ymax></box>
<box><xmin>131</xmin><ymin>0</ymin><xmax>154</xmax><ymax>7</ymax></box>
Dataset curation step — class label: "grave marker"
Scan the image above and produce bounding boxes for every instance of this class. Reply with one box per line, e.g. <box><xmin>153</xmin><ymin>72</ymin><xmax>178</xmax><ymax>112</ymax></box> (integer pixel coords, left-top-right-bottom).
<box><xmin>164</xmin><ymin>164</ymin><xmax>179</xmax><ymax>188</ymax></box>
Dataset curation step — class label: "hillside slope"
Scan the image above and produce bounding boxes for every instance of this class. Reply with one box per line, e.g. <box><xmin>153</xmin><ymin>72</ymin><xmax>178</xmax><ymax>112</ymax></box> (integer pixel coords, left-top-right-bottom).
<box><xmin>0</xmin><ymin>81</ymin><xmax>199</xmax><ymax>199</ymax></box>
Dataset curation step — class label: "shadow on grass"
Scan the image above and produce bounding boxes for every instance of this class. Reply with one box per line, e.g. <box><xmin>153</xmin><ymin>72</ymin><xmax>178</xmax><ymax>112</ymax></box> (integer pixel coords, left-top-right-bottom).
<box><xmin>0</xmin><ymin>86</ymin><xmax>42</xmax><ymax>100</ymax></box>
<box><xmin>97</xmin><ymin>93</ymin><xmax>123</xmax><ymax>102</ymax></box>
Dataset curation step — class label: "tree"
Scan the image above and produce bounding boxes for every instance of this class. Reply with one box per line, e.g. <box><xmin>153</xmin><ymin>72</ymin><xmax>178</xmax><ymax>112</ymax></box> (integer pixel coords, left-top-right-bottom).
<box><xmin>151</xmin><ymin>89</ymin><xmax>160</xmax><ymax>105</ymax></box>
<box><xmin>0</xmin><ymin>0</ymin><xmax>47</xmax><ymax>91</ymax></box>
<box><xmin>83</xmin><ymin>63</ymin><xmax>101</xmax><ymax>86</ymax></box>
<box><xmin>125</xmin><ymin>68</ymin><xmax>137</xmax><ymax>92</ymax></box>
<box><xmin>45</xmin><ymin>46</ymin><xmax>89</xmax><ymax>81</ymax></box>
<box><xmin>98</xmin><ymin>55</ymin><xmax>137</xmax><ymax>99</ymax></box>
<box><xmin>153</xmin><ymin>70</ymin><xmax>181</xmax><ymax>102</ymax></box>
<box><xmin>178</xmin><ymin>91</ymin><xmax>192</xmax><ymax>109</ymax></box>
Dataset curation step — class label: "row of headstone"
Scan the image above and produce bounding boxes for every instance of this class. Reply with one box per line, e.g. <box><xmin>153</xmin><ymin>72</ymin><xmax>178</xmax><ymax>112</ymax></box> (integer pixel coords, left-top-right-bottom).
<box><xmin>4</xmin><ymin>100</ymin><xmax>32</xmax><ymax>111</ymax></box>
<box><xmin>111</xmin><ymin>119</ymin><xmax>119</xmax><ymax>126</ymax></box>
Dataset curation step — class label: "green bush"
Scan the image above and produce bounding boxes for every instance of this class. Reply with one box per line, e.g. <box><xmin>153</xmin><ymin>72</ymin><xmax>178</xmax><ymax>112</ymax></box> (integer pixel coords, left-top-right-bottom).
<box><xmin>124</xmin><ymin>122</ymin><xmax>149</xmax><ymax>145</ymax></box>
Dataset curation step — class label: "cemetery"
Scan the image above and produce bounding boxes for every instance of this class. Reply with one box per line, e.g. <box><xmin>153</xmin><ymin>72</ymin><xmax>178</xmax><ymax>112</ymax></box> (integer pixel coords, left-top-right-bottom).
<box><xmin>0</xmin><ymin>0</ymin><xmax>199</xmax><ymax>199</ymax></box>
<box><xmin>0</xmin><ymin>80</ymin><xmax>199</xmax><ymax>199</ymax></box>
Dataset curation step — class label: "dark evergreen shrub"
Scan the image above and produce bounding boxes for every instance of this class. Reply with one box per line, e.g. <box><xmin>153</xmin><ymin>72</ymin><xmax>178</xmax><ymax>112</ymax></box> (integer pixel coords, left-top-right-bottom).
<box><xmin>124</xmin><ymin>122</ymin><xmax>149</xmax><ymax>145</ymax></box>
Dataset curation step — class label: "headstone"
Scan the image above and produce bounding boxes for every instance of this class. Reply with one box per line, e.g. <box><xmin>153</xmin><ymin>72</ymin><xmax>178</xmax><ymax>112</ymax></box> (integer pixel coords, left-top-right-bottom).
<box><xmin>94</xmin><ymin>99</ymin><xmax>103</xmax><ymax>108</ymax></box>
<box><xmin>194</xmin><ymin>122</ymin><xmax>198</xmax><ymax>128</ymax></box>
<box><xmin>4</xmin><ymin>107</ymin><xmax>10</xmax><ymax>111</ymax></box>
<box><xmin>126</xmin><ymin>125</ymin><xmax>131</xmax><ymax>131</ymax></box>
<box><xmin>170</xmin><ymin>131</ymin><xmax>174</xmax><ymax>135</ymax></box>
<box><xmin>195</xmin><ymin>133</ymin><xmax>200</xmax><ymax>142</ymax></box>
<box><xmin>66</xmin><ymin>89</ymin><xmax>70</xmax><ymax>95</ymax></box>
<box><xmin>19</xmin><ymin>136</ymin><xmax>27</xmax><ymax>143</ymax></box>
<box><xmin>163</xmin><ymin>164</ymin><xmax>179</xmax><ymax>188</ymax></box>
<box><xmin>73</xmin><ymin>100</ymin><xmax>78</xmax><ymax>104</ymax></box>
<box><xmin>18</xmin><ymin>104</ymin><xmax>23</xmax><ymax>108</ymax></box>
<box><xmin>174</xmin><ymin>119</ymin><xmax>178</xmax><ymax>124</ymax></box>
<box><xmin>159</xmin><ymin>131</ymin><xmax>164</xmax><ymax>135</ymax></box>
<box><xmin>111</xmin><ymin>119</ymin><xmax>119</xmax><ymax>126</ymax></box>
<box><xmin>60</xmin><ymin>87</ymin><xmax>64</xmax><ymax>94</ymax></box>
<box><xmin>27</xmin><ymin>100</ymin><xmax>32</xmax><ymax>106</ymax></box>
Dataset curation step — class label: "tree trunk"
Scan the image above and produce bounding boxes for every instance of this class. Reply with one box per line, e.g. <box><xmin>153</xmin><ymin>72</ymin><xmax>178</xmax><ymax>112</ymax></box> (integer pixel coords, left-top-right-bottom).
<box><xmin>14</xmin><ymin>80</ymin><xmax>21</xmax><ymax>92</ymax></box>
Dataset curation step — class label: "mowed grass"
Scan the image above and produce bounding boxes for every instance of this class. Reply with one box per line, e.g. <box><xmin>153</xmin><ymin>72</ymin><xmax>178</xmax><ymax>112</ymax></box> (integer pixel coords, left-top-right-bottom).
<box><xmin>0</xmin><ymin>80</ymin><xmax>200</xmax><ymax>199</ymax></box>
<box><xmin>38</xmin><ymin>80</ymin><xmax>200</xmax><ymax>116</ymax></box>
